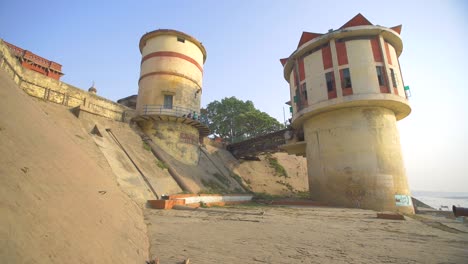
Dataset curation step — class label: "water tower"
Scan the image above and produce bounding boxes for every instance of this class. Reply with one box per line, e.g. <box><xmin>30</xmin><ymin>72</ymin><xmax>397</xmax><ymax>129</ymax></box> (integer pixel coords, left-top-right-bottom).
<box><xmin>136</xmin><ymin>29</ymin><xmax>209</xmax><ymax>165</ymax></box>
<box><xmin>280</xmin><ymin>14</ymin><xmax>414</xmax><ymax>214</ymax></box>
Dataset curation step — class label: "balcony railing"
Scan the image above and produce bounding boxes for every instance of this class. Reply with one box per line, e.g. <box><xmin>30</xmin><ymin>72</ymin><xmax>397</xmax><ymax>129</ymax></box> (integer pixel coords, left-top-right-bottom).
<box><xmin>142</xmin><ymin>105</ymin><xmax>209</xmax><ymax>126</ymax></box>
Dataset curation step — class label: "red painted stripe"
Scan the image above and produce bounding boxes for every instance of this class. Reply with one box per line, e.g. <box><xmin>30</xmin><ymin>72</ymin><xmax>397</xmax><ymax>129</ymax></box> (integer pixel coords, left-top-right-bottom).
<box><xmin>141</xmin><ymin>51</ymin><xmax>203</xmax><ymax>72</ymax></box>
<box><xmin>370</xmin><ymin>38</ymin><xmax>383</xmax><ymax>62</ymax></box>
<box><xmin>139</xmin><ymin>71</ymin><xmax>201</xmax><ymax>89</ymax></box>
<box><xmin>336</xmin><ymin>42</ymin><xmax>348</xmax><ymax>65</ymax></box>
<box><xmin>385</xmin><ymin>42</ymin><xmax>392</xmax><ymax>65</ymax></box>
<box><xmin>322</xmin><ymin>45</ymin><xmax>333</xmax><ymax>70</ymax></box>
<box><xmin>298</xmin><ymin>58</ymin><xmax>305</xmax><ymax>81</ymax></box>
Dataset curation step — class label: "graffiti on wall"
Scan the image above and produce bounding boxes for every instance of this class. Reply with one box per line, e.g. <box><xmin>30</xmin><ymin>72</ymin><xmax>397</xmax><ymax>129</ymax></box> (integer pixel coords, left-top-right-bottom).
<box><xmin>179</xmin><ymin>132</ymin><xmax>198</xmax><ymax>145</ymax></box>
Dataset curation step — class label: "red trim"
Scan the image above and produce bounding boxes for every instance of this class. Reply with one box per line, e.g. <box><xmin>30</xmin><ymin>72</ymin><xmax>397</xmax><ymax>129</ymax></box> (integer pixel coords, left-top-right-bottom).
<box><xmin>370</xmin><ymin>38</ymin><xmax>383</xmax><ymax>62</ymax></box>
<box><xmin>336</xmin><ymin>41</ymin><xmax>348</xmax><ymax>65</ymax></box>
<box><xmin>380</xmin><ymin>85</ymin><xmax>390</xmax><ymax>93</ymax></box>
<box><xmin>322</xmin><ymin>45</ymin><xmax>333</xmax><ymax>70</ymax></box>
<box><xmin>385</xmin><ymin>42</ymin><xmax>392</xmax><ymax>65</ymax></box>
<box><xmin>298</xmin><ymin>58</ymin><xmax>305</xmax><ymax>81</ymax></box>
<box><xmin>139</xmin><ymin>71</ymin><xmax>200</xmax><ymax>89</ymax></box>
<box><xmin>141</xmin><ymin>51</ymin><xmax>203</xmax><ymax>72</ymax></box>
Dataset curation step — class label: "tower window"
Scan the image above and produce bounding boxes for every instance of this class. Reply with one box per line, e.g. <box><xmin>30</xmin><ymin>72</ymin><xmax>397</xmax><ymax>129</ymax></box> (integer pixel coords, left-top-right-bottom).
<box><xmin>376</xmin><ymin>66</ymin><xmax>385</xmax><ymax>86</ymax></box>
<box><xmin>301</xmin><ymin>83</ymin><xmax>308</xmax><ymax>100</ymax></box>
<box><xmin>163</xmin><ymin>95</ymin><xmax>173</xmax><ymax>109</ymax></box>
<box><xmin>390</xmin><ymin>68</ymin><xmax>397</xmax><ymax>88</ymax></box>
<box><xmin>177</xmin><ymin>37</ymin><xmax>185</xmax><ymax>43</ymax></box>
<box><xmin>325</xmin><ymin>72</ymin><xmax>335</xmax><ymax>92</ymax></box>
<box><xmin>342</xmin><ymin>68</ymin><xmax>352</xmax><ymax>88</ymax></box>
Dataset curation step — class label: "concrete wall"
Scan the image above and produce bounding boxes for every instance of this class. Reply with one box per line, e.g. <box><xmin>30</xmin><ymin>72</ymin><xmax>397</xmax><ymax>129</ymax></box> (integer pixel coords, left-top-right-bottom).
<box><xmin>303</xmin><ymin>106</ymin><xmax>413</xmax><ymax>214</ymax></box>
<box><xmin>0</xmin><ymin>39</ymin><xmax>132</xmax><ymax>122</ymax></box>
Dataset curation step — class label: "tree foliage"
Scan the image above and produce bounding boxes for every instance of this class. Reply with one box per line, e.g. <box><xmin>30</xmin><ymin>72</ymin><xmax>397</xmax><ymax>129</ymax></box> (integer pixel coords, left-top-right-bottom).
<box><xmin>204</xmin><ymin>97</ymin><xmax>284</xmax><ymax>143</ymax></box>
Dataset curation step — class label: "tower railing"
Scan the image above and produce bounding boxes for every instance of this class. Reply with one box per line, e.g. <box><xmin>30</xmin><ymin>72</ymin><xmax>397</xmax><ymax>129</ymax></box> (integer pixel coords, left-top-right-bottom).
<box><xmin>142</xmin><ymin>104</ymin><xmax>209</xmax><ymax>126</ymax></box>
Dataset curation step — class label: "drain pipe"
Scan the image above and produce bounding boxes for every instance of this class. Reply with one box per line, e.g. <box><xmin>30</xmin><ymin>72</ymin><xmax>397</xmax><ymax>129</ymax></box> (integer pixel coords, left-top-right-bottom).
<box><xmin>199</xmin><ymin>147</ymin><xmax>249</xmax><ymax>192</ymax></box>
<box><xmin>130</xmin><ymin>124</ymin><xmax>196</xmax><ymax>193</ymax></box>
<box><xmin>139</xmin><ymin>134</ymin><xmax>195</xmax><ymax>193</ymax></box>
<box><xmin>106</xmin><ymin>129</ymin><xmax>159</xmax><ymax>199</ymax></box>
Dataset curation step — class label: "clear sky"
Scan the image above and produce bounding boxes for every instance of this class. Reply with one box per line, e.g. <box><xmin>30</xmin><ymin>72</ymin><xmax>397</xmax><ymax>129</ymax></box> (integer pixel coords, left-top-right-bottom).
<box><xmin>1</xmin><ymin>0</ymin><xmax>467</xmax><ymax>192</ymax></box>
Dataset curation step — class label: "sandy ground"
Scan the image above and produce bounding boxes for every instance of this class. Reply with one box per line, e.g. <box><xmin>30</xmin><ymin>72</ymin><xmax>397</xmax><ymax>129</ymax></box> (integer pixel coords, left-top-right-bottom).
<box><xmin>0</xmin><ymin>68</ymin><xmax>148</xmax><ymax>263</ymax></box>
<box><xmin>145</xmin><ymin>205</ymin><xmax>468</xmax><ymax>264</ymax></box>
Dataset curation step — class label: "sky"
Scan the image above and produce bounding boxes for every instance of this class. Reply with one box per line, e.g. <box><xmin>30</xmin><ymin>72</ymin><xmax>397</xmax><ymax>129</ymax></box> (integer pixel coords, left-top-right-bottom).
<box><xmin>1</xmin><ymin>0</ymin><xmax>467</xmax><ymax>192</ymax></box>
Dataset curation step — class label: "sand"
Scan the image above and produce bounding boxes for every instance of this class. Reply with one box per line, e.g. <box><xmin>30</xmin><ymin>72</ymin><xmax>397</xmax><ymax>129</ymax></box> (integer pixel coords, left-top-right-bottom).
<box><xmin>0</xmin><ymin>68</ymin><xmax>148</xmax><ymax>263</ymax></box>
<box><xmin>144</xmin><ymin>205</ymin><xmax>468</xmax><ymax>264</ymax></box>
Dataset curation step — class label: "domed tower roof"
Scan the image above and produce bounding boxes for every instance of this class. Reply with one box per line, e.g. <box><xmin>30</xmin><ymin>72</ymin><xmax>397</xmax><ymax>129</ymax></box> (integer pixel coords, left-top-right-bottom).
<box><xmin>88</xmin><ymin>82</ymin><xmax>97</xmax><ymax>94</ymax></box>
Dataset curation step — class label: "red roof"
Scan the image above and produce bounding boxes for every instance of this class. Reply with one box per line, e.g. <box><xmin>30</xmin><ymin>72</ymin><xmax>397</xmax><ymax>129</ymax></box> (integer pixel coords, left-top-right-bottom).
<box><xmin>390</xmin><ymin>25</ymin><xmax>402</xmax><ymax>34</ymax></box>
<box><xmin>281</xmin><ymin>14</ymin><xmax>402</xmax><ymax>65</ymax></box>
<box><xmin>340</xmin><ymin>13</ymin><xmax>373</xmax><ymax>29</ymax></box>
<box><xmin>280</xmin><ymin>58</ymin><xmax>288</xmax><ymax>66</ymax></box>
<box><xmin>297</xmin><ymin>32</ymin><xmax>323</xmax><ymax>48</ymax></box>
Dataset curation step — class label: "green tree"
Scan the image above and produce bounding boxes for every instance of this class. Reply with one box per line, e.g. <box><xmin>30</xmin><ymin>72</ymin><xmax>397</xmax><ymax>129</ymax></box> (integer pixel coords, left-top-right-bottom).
<box><xmin>205</xmin><ymin>97</ymin><xmax>284</xmax><ymax>143</ymax></box>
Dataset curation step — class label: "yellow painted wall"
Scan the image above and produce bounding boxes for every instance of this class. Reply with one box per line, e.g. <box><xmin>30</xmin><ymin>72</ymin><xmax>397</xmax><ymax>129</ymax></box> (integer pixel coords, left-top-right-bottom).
<box><xmin>140</xmin><ymin>57</ymin><xmax>202</xmax><ymax>86</ymax></box>
<box><xmin>346</xmin><ymin>40</ymin><xmax>380</xmax><ymax>94</ymax></box>
<box><xmin>141</xmin><ymin>35</ymin><xmax>204</xmax><ymax>66</ymax></box>
<box><xmin>137</xmin><ymin>33</ymin><xmax>204</xmax><ymax>116</ymax></box>
<box><xmin>303</xmin><ymin>106</ymin><xmax>413</xmax><ymax>214</ymax></box>
<box><xmin>137</xmin><ymin>75</ymin><xmax>201</xmax><ymax>114</ymax></box>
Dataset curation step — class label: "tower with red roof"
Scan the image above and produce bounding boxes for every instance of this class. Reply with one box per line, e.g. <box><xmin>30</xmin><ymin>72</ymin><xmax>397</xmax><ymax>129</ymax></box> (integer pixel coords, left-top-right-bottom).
<box><xmin>280</xmin><ymin>14</ymin><xmax>413</xmax><ymax>214</ymax></box>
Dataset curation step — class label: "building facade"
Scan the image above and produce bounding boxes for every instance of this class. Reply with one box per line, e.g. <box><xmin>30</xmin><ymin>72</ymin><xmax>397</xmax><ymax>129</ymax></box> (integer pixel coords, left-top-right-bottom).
<box><xmin>136</xmin><ymin>29</ymin><xmax>209</xmax><ymax>165</ymax></box>
<box><xmin>281</xmin><ymin>14</ymin><xmax>414</xmax><ymax>214</ymax></box>
<box><xmin>4</xmin><ymin>41</ymin><xmax>63</xmax><ymax>80</ymax></box>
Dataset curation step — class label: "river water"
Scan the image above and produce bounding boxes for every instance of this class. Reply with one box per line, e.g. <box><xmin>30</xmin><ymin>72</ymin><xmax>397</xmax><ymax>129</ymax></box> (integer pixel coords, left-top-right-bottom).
<box><xmin>412</xmin><ymin>190</ymin><xmax>468</xmax><ymax>211</ymax></box>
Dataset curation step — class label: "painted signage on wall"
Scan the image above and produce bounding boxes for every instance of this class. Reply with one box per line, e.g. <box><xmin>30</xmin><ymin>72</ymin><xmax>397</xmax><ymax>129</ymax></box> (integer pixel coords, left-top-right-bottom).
<box><xmin>395</xmin><ymin>194</ymin><xmax>412</xmax><ymax>207</ymax></box>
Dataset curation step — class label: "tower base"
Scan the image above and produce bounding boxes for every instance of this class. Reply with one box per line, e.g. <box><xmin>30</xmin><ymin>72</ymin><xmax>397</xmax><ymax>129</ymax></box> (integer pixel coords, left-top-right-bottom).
<box><xmin>303</xmin><ymin>106</ymin><xmax>414</xmax><ymax>214</ymax></box>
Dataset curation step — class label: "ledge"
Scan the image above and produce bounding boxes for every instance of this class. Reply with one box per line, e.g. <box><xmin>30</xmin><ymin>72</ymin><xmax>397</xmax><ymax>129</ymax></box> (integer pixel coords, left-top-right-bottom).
<box><xmin>291</xmin><ymin>93</ymin><xmax>411</xmax><ymax>129</ymax></box>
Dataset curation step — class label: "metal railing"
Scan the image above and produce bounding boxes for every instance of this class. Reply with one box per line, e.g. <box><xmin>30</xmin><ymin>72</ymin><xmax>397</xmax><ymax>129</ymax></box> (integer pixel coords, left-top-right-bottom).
<box><xmin>142</xmin><ymin>105</ymin><xmax>209</xmax><ymax>126</ymax></box>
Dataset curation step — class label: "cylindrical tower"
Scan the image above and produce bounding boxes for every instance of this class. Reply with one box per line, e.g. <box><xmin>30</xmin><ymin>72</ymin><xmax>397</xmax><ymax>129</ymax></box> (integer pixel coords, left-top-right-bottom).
<box><xmin>136</xmin><ymin>29</ymin><xmax>209</xmax><ymax>165</ymax></box>
<box><xmin>280</xmin><ymin>14</ymin><xmax>414</xmax><ymax>214</ymax></box>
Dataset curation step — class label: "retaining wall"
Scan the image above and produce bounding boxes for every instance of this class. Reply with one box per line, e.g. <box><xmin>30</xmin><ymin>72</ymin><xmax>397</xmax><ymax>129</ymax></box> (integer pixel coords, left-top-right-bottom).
<box><xmin>0</xmin><ymin>39</ymin><xmax>134</xmax><ymax>121</ymax></box>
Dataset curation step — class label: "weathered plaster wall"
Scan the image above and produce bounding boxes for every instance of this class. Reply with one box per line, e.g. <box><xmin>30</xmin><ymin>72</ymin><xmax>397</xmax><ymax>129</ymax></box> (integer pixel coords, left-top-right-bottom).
<box><xmin>303</xmin><ymin>50</ymin><xmax>327</xmax><ymax>104</ymax></box>
<box><xmin>346</xmin><ymin>40</ymin><xmax>380</xmax><ymax>94</ymax></box>
<box><xmin>139</xmin><ymin>120</ymin><xmax>200</xmax><ymax>165</ymax></box>
<box><xmin>137</xmin><ymin>33</ymin><xmax>204</xmax><ymax>115</ymax></box>
<box><xmin>0</xmin><ymin>39</ymin><xmax>132</xmax><ymax>121</ymax></box>
<box><xmin>303</xmin><ymin>106</ymin><xmax>413</xmax><ymax>214</ymax></box>
<box><xmin>137</xmin><ymin>74</ymin><xmax>201</xmax><ymax>114</ymax></box>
